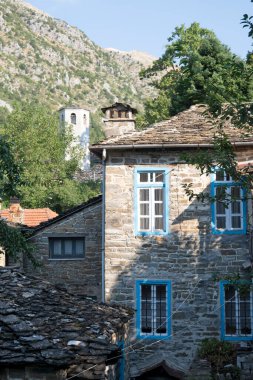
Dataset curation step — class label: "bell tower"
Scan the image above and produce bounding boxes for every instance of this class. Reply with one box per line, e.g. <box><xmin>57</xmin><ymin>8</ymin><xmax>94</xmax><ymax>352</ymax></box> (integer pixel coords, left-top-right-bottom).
<box><xmin>59</xmin><ymin>106</ymin><xmax>90</xmax><ymax>170</ymax></box>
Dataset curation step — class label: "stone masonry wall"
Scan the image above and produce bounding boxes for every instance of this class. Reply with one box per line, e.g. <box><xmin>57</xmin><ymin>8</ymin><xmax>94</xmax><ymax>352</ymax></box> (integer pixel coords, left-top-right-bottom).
<box><xmin>104</xmin><ymin>148</ymin><xmax>253</xmax><ymax>379</ymax></box>
<box><xmin>26</xmin><ymin>202</ymin><xmax>102</xmax><ymax>300</ymax></box>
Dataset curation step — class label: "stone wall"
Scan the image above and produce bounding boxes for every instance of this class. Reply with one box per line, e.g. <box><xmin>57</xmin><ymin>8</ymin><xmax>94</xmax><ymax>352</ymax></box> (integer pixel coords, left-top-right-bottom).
<box><xmin>25</xmin><ymin>201</ymin><xmax>102</xmax><ymax>300</ymax></box>
<box><xmin>104</xmin><ymin>148</ymin><xmax>253</xmax><ymax>379</ymax></box>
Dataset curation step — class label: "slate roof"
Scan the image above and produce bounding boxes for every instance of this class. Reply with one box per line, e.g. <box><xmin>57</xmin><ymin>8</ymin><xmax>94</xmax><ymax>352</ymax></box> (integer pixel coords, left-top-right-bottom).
<box><xmin>0</xmin><ymin>267</ymin><xmax>132</xmax><ymax>368</ymax></box>
<box><xmin>28</xmin><ymin>194</ymin><xmax>102</xmax><ymax>235</ymax></box>
<box><xmin>91</xmin><ymin>104</ymin><xmax>253</xmax><ymax>153</ymax></box>
<box><xmin>0</xmin><ymin>206</ymin><xmax>58</xmax><ymax>227</ymax></box>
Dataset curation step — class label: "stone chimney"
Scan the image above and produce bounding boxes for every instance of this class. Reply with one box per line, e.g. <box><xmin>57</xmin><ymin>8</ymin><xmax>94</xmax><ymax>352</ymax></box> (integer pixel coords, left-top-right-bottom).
<box><xmin>101</xmin><ymin>103</ymin><xmax>137</xmax><ymax>138</ymax></box>
<box><xmin>9</xmin><ymin>197</ymin><xmax>22</xmax><ymax>223</ymax></box>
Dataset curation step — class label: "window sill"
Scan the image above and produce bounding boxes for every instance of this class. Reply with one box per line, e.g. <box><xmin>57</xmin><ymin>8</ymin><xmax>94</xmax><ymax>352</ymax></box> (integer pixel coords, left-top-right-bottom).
<box><xmin>136</xmin><ymin>334</ymin><xmax>171</xmax><ymax>340</ymax></box>
<box><xmin>135</xmin><ymin>231</ymin><xmax>168</xmax><ymax>237</ymax></box>
<box><xmin>222</xmin><ymin>335</ymin><xmax>253</xmax><ymax>341</ymax></box>
<box><xmin>212</xmin><ymin>228</ymin><xmax>246</xmax><ymax>235</ymax></box>
<box><xmin>48</xmin><ymin>258</ymin><xmax>85</xmax><ymax>261</ymax></box>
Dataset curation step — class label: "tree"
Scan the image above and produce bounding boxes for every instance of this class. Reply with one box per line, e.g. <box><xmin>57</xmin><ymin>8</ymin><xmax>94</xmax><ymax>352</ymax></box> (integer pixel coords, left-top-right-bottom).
<box><xmin>2</xmin><ymin>104</ymin><xmax>100</xmax><ymax>212</ymax></box>
<box><xmin>0</xmin><ymin>136</ymin><xmax>20</xmax><ymax>200</ymax></box>
<box><xmin>139</xmin><ymin>23</ymin><xmax>252</xmax><ymax>126</ymax></box>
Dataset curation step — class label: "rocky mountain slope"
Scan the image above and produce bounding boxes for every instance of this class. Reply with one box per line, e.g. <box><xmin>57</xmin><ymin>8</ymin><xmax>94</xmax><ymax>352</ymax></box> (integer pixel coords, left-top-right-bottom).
<box><xmin>0</xmin><ymin>0</ymin><xmax>156</xmax><ymax>112</ymax></box>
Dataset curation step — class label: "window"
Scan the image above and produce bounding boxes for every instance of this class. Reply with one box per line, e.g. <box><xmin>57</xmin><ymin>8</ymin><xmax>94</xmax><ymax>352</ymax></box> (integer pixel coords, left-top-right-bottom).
<box><xmin>134</xmin><ymin>168</ymin><xmax>169</xmax><ymax>235</ymax></box>
<box><xmin>49</xmin><ymin>237</ymin><xmax>85</xmax><ymax>259</ymax></box>
<box><xmin>136</xmin><ymin>280</ymin><xmax>171</xmax><ymax>338</ymax></box>
<box><xmin>220</xmin><ymin>282</ymin><xmax>253</xmax><ymax>340</ymax></box>
<box><xmin>70</xmin><ymin>113</ymin><xmax>76</xmax><ymax>124</ymax></box>
<box><xmin>211</xmin><ymin>169</ymin><xmax>246</xmax><ymax>234</ymax></box>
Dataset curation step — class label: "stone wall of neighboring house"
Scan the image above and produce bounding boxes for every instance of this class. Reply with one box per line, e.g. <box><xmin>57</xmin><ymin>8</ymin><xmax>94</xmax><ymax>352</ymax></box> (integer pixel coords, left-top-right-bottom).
<box><xmin>103</xmin><ymin>148</ymin><xmax>253</xmax><ymax>379</ymax></box>
<box><xmin>0</xmin><ymin>364</ymin><xmax>122</xmax><ymax>380</ymax></box>
<box><xmin>25</xmin><ymin>199</ymin><xmax>102</xmax><ymax>300</ymax></box>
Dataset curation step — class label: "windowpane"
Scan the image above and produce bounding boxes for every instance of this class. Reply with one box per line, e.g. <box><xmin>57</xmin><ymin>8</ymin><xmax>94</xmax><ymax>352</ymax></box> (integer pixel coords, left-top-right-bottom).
<box><xmin>49</xmin><ymin>237</ymin><xmax>84</xmax><ymax>259</ymax></box>
<box><xmin>155</xmin><ymin>217</ymin><xmax>164</xmax><ymax>230</ymax></box>
<box><xmin>231</xmin><ymin>201</ymin><xmax>241</xmax><ymax>214</ymax></box>
<box><xmin>53</xmin><ymin>239</ymin><xmax>61</xmax><ymax>255</ymax></box>
<box><xmin>155</xmin><ymin>189</ymin><xmax>163</xmax><ymax>201</ymax></box>
<box><xmin>141</xmin><ymin>285</ymin><xmax>152</xmax><ymax>333</ymax></box>
<box><xmin>140</xmin><ymin>218</ymin><xmax>149</xmax><ymax>230</ymax></box>
<box><xmin>140</xmin><ymin>283</ymin><xmax>168</xmax><ymax>336</ymax></box>
<box><xmin>231</xmin><ymin>187</ymin><xmax>240</xmax><ymax>199</ymax></box>
<box><xmin>213</xmin><ymin>172</ymin><xmax>245</xmax><ymax>233</ymax></box>
<box><xmin>70</xmin><ymin>113</ymin><xmax>76</xmax><ymax>124</ymax></box>
<box><xmin>140</xmin><ymin>189</ymin><xmax>149</xmax><ymax>201</ymax></box>
<box><xmin>64</xmin><ymin>239</ymin><xmax>73</xmax><ymax>255</ymax></box>
<box><xmin>155</xmin><ymin>173</ymin><xmax>164</xmax><ymax>182</ymax></box>
<box><xmin>76</xmin><ymin>239</ymin><xmax>84</xmax><ymax>256</ymax></box>
<box><xmin>216</xmin><ymin>216</ymin><xmax>226</xmax><ymax>229</ymax></box>
<box><xmin>155</xmin><ymin>203</ymin><xmax>163</xmax><ymax>216</ymax></box>
<box><xmin>137</xmin><ymin>170</ymin><xmax>166</xmax><ymax>234</ymax></box>
<box><xmin>224</xmin><ymin>284</ymin><xmax>252</xmax><ymax>337</ymax></box>
<box><xmin>139</xmin><ymin>173</ymin><xmax>149</xmax><ymax>182</ymax></box>
<box><xmin>216</xmin><ymin>202</ymin><xmax>226</xmax><ymax>215</ymax></box>
<box><xmin>216</xmin><ymin>186</ymin><xmax>226</xmax><ymax>202</ymax></box>
<box><xmin>140</xmin><ymin>204</ymin><xmax>149</xmax><ymax>216</ymax></box>
<box><xmin>216</xmin><ymin>170</ymin><xmax>225</xmax><ymax>181</ymax></box>
<box><xmin>231</xmin><ymin>216</ymin><xmax>241</xmax><ymax>229</ymax></box>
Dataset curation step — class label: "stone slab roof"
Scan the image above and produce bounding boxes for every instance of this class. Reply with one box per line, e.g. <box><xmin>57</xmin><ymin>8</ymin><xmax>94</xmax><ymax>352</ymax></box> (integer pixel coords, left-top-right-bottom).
<box><xmin>91</xmin><ymin>104</ymin><xmax>253</xmax><ymax>152</ymax></box>
<box><xmin>0</xmin><ymin>267</ymin><xmax>132</xmax><ymax>368</ymax></box>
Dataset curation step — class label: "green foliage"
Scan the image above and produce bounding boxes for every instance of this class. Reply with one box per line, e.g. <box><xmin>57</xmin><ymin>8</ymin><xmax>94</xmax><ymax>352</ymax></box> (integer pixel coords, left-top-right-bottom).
<box><xmin>0</xmin><ymin>135</ymin><xmax>20</xmax><ymax>198</ymax></box>
<box><xmin>0</xmin><ymin>220</ymin><xmax>36</xmax><ymax>265</ymax></box>
<box><xmin>198</xmin><ymin>338</ymin><xmax>240</xmax><ymax>379</ymax></box>
<box><xmin>139</xmin><ymin>23</ymin><xmax>252</xmax><ymax>125</ymax></box>
<box><xmin>90</xmin><ymin>111</ymin><xmax>105</xmax><ymax>143</ymax></box>
<box><xmin>212</xmin><ymin>272</ymin><xmax>253</xmax><ymax>296</ymax></box>
<box><xmin>2</xmin><ymin>104</ymin><xmax>100</xmax><ymax>212</ymax></box>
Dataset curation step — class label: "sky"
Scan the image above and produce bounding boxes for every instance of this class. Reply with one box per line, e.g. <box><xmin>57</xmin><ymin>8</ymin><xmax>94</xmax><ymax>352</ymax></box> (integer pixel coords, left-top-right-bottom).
<box><xmin>27</xmin><ymin>0</ymin><xmax>253</xmax><ymax>59</ymax></box>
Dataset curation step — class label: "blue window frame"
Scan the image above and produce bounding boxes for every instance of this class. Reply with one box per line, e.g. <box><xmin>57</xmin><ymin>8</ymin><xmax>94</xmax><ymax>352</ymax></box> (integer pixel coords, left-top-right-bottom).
<box><xmin>117</xmin><ymin>341</ymin><xmax>124</xmax><ymax>380</ymax></box>
<box><xmin>220</xmin><ymin>281</ymin><xmax>253</xmax><ymax>341</ymax></box>
<box><xmin>210</xmin><ymin>169</ymin><xmax>246</xmax><ymax>234</ymax></box>
<box><xmin>134</xmin><ymin>167</ymin><xmax>169</xmax><ymax>236</ymax></box>
<box><xmin>136</xmin><ymin>280</ymin><xmax>171</xmax><ymax>339</ymax></box>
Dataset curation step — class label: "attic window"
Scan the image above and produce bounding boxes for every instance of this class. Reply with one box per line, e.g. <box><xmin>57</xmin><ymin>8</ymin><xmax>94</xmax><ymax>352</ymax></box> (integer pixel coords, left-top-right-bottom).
<box><xmin>118</xmin><ymin>111</ymin><xmax>122</xmax><ymax>118</ymax></box>
<box><xmin>110</xmin><ymin>110</ymin><xmax>114</xmax><ymax>118</ymax></box>
<box><xmin>71</xmin><ymin>113</ymin><xmax>76</xmax><ymax>124</ymax></box>
<box><xmin>49</xmin><ymin>237</ymin><xmax>85</xmax><ymax>260</ymax></box>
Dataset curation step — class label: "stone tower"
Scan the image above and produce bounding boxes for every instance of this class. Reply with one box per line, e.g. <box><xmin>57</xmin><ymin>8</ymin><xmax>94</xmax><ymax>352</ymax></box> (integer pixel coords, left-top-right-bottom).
<box><xmin>101</xmin><ymin>103</ymin><xmax>137</xmax><ymax>138</ymax></box>
<box><xmin>59</xmin><ymin>106</ymin><xmax>90</xmax><ymax>170</ymax></box>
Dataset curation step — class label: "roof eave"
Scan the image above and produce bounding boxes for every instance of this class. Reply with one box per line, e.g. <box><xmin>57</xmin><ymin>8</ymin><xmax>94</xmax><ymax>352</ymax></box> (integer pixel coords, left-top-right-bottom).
<box><xmin>90</xmin><ymin>141</ymin><xmax>253</xmax><ymax>155</ymax></box>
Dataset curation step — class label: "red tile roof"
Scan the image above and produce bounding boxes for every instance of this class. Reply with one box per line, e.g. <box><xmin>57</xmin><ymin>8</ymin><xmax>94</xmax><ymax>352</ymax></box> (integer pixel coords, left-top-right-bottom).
<box><xmin>0</xmin><ymin>206</ymin><xmax>58</xmax><ymax>227</ymax></box>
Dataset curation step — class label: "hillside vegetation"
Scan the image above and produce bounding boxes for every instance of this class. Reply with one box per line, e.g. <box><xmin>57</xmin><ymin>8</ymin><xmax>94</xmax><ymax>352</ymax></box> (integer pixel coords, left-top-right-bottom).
<box><xmin>0</xmin><ymin>0</ymin><xmax>155</xmax><ymax>113</ymax></box>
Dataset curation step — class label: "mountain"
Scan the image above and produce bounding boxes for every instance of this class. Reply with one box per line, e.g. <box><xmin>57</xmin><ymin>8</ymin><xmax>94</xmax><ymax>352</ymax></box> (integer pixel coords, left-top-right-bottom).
<box><xmin>105</xmin><ymin>48</ymin><xmax>156</xmax><ymax>68</ymax></box>
<box><xmin>0</xmin><ymin>0</ymin><xmax>156</xmax><ymax>113</ymax></box>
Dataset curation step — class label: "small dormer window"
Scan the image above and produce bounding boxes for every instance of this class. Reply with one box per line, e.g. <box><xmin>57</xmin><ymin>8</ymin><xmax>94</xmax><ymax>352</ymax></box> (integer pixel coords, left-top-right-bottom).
<box><xmin>71</xmin><ymin>113</ymin><xmax>76</xmax><ymax>124</ymax></box>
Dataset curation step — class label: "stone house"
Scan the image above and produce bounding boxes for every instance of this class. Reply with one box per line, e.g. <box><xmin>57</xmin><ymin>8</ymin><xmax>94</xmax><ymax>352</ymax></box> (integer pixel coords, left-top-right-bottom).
<box><xmin>0</xmin><ymin>267</ymin><xmax>132</xmax><ymax>380</ymax></box>
<box><xmin>90</xmin><ymin>104</ymin><xmax>253</xmax><ymax>379</ymax></box>
<box><xmin>25</xmin><ymin>194</ymin><xmax>102</xmax><ymax>300</ymax></box>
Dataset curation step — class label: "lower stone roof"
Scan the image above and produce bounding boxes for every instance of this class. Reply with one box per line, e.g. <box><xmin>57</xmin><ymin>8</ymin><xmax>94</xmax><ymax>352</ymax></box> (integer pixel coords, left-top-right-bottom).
<box><xmin>0</xmin><ymin>267</ymin><xmax>132</xmax><ymax>368</ymax></box>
